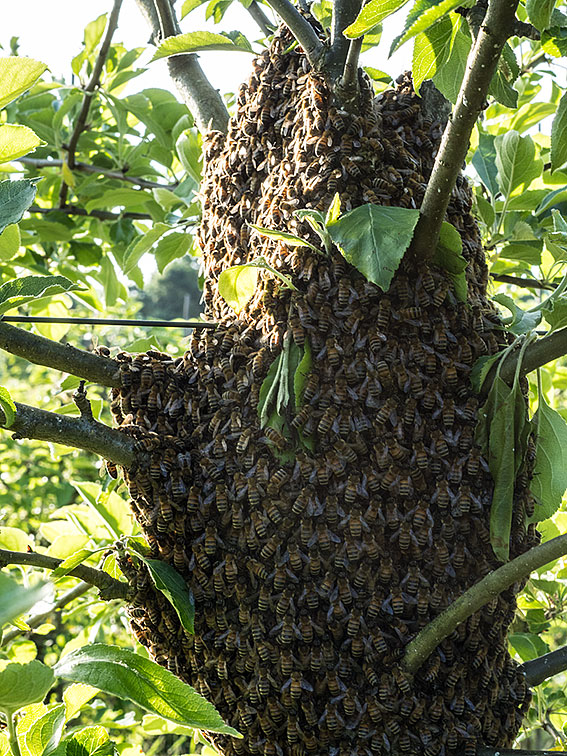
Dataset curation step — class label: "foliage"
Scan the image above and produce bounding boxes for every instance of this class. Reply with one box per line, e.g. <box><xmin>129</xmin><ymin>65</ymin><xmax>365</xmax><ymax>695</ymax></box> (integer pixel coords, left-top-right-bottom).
<box><xmin>1</xmin><ymin>0</ymin><xmax>567</xmax><ymax>752</ymax></box>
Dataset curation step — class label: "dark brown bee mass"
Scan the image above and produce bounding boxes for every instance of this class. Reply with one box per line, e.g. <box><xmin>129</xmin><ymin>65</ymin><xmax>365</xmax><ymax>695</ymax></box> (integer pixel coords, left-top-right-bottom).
<box><xmin>113</xmin><ymin>21</ymin><xmax>539</xmax><ymax>756</ymax></box>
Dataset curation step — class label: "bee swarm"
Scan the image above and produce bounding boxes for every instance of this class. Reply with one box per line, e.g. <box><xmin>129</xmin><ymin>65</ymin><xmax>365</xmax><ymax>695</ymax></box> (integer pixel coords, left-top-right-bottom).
<box><xmin>113</xmin><ymin>22</ymin><xmax>539</xmax><ymax>756</ymax></box>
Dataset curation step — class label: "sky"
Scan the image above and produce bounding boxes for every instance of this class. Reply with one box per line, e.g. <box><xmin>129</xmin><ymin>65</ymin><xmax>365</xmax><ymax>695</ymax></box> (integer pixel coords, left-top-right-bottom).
<box><xmin>2</xmin><ymin>0</ymin><xmax>407</xmax><ymax>99</ymax></box>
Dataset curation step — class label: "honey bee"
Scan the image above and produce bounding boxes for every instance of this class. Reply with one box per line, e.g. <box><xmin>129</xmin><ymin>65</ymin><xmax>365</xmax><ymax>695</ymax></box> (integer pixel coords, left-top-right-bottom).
<box><xmin>264</xmin><ymin>426</ymin><xmax>286</xmax><ymax>450</ymax></box>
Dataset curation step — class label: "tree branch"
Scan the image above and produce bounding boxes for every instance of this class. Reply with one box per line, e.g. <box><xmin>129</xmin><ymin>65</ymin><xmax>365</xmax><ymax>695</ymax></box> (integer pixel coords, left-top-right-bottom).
<box><xmin>337</xmin><ymin>37</ymin><xmax>363</xmax><ymax>102</ymax></box>
<box><xmin>0</xmin><ymin>322</ymin><xmax>120</xmax><ymax>387</ymax></box>
<box><xmin>329</xmin><ymin>0</ymin><xmax>362</xmax><ymax>79</ymax></box>
<box><xmin>0</xmin><ymin>550</ymin><xmax>129</xmax><ymax>601</ymax></box>
<box><xmin>520</xmin><ymin>644</ymin><xmax>567</xmax><ymax>688</ymax></box>
<box><xmin>247</xmin><ymin>1</ymin><xmax>275</xmax><ymax>36</ymax></box>
<box><xmin>20</xmin><ymin>157</ymin><xmax>179</xmax><ymax>191</ymax></box>
<box><xmin>1</xmin><ymin>402</ymin><xmax>135</xmax><ymax>467</ymax></box>
<box><xmin>263</xmin><ymin>0</ymin><xmax>325</xmax><ymax>69</ymax></box>
<box><xmin>491</xmin><ymin>273</ymin><xmax>555</xmax><ymax>291</ymax></box>
<box><xmin>402</xmin><ymin>533</ymin><xmax>567</xmax><ymax>676</ymax></box>
<box><xmin>1</xmin><ymin>582</ymin><xmax>92</xmax><ymax>644</ymax></box>
<box><xmin>499</xmin><ymin>326</ymin><xmax>567</xmax><ymax>387</ymax></box>
<box><xmin>59</xmin><ymin>0</ymin><xmax>124</xmax><ymax>208</ymax></box>
<box><xmin>410</xmin><ymin>0</ymin><xmax>521</xmax><ymax>261</ymax></box>
<box><xmin>135</xmin><ymin>0</ymin><xmax>229</xmax><ymax>133</ymax></box>
<box><xmin>29</xmin><ymin>204</ymin><xmax>154</xmax><ymax>222</ymax></box>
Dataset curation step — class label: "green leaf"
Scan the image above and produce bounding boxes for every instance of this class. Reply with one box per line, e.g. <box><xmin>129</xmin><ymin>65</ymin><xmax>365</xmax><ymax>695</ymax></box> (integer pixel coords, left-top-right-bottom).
<box><xmin>0</xmin><ymin>275</ymin><xmax>79</xmax><ymax>316</ymax></box>
<box><xmin>526</xmin><ymin>0</ymin><xmax>556</xmax><ymax>31</ymax></box>
<box><xmin>65</xmin><ymin>725</ymin><xmax>115</xmax><ymax>756</ymax></box>
<box><xmin>181</xmin><ymin>0</ymin><xmax>208</xmax><ymax>17</ymax></box>
<box><xmin>151</xmin><ymin>31</ymin><xmax>253</xmax><ymax>61</ymax></box>
<box><xmin>84</xmin><ymin>14</ymin><xmax>107</xmax><ymax>55</ymax></box>
<box><xmin>344</xmin><ymin>0</ymin><xmax>410</xmax><ymax>38</ymax></box>
<box><xmin>325</xmin><ymin>193</ymin><xmax>341</xmax><ymax>225</ymax></box>
<box><xmin>495</xmin><ymin>131</ymin><xmax>543</xmax><ymax>199</ymax></box>
<box><xmin>0</xmin><ymin>179</ymin><xmax>38</xmax><ymax>235</ymax></box>
<box><xmin>53</xmin><ymin>644</ymin><xmax>240</xmax><ymax>737</ymax></box>
<box><xmin>508</xmin><ymin>632</ymin><xmax>549</xmax><ymax>662</ymax></box>
<box><xmin>249</xmin><ymin>223</ymin><xmax>320</xmax><ymax>253</ymax></box>
<box><xmin>294</xmin><ymin>340</ymin><xmax>312</xmax><ymax>407</ymax></box>
<box><xmin>0</xmin><ymin>124</ymin><xmax>43</xmax><ymax>163</ymax></box>
<box><xmin>488</xmin><ymin>43</ymin><xmax>520</xmax><ymax>108</ymax></box>
<box><xmin>0</xmin><ymin>526</ymin><xmax>32</xmax><ymax>551</ymax></box>
<box><xmin>24</xmin><ymin>703</ymin><xmax>65</xmax><ymax>756</ymax></box>
<box><xmin>0</xmin><ymin>385</ymin><xmax>16</xmax><ymax>427</ymax></box>
<box><xmin>391</xmin><ymin>0</ymin><xmax>462</xmax><ymax>53</ymax></box>
<box><xmin>472</xmin><ymin>132</ymin><xmax>499</xmax><ymax>197</ymax></box>
<box><xmin>412</xmin><ymin>15</ymin><xmax>453</xmax><ymax>92</ymax></box>
<box><xmin>528</xmin><ymin>396</ymin><xmax>567</xmax><ymax>523</ymax></box>
<box><xmin>493</xmin><ymin>292</ymin><xmax>541</xmax><ymax>335</ymax></box>
<box><xmin>138</xmin><ymin>555</ymin><xmax>195</xmax><ymax>635</ymax></box>
<box><xmin>477</xmin><ymin>376</ymin><xmax>530</xmax><ymax>562</ymax></box>
<box><xmin>433</xmin><ymin>221</ymin><xmax>467</xmax><ymax>301</ymax></box>
<box><xmin>327</xmin><ymin>204</ymin><xmax>420</xmax><ymax>291</ymax></box>
<box><xmin>218</xmin><ymin>265</ymin><xmax>259</xmax><ymax>314</ymax></box>
<box><xmin>63</xmin><ymin>684</ymin><xmax>98</xmax><ymax>722</ymax></box>
<box><xmin>258</xmin><ymin>352</ymin><xmax>283</xmax><ymax>428</ymax></box>
<box><xmin>154</xmin><ymin>232</ymin><xmax>192</xmax><ymax>273</ymax></box>
<box><xmin>551</xmin><ymin>92</ymin><xmax>567</xmax><ymax>173</ymax></box>
<box><xmin>122</xmin><ymin>222</ymin><xmax>170</xmax><ymax>275</ymax></box>
<box><xmin>431</xmin><ymin>18</ymin><xmax>470</xmax><ymax>103</ymax></box>
<box><xmin>0</xmin><ymin>660</ymin><xmax>55</xmax><ymax>714</ymax></box>
<box><xmin>0</xmin><ymin>573</ymin><xmax>50</xmax><ymax>628</ymax></box>
<box><xmin>72</xmin><ymin>481</ymin><xmax>134</xmax><ymax>539</ymax></box>
<box><xmin>51</xmin><ymin>549</ymin><xmax>101</xmax><ymax>580</ymax></box>
<box><xmin>0</xmin><ymin>57</ymin><xmax>48</xmax><ymax>110</ymax></box>
<box><xmin>0</xmin><ymin>223</ymin><xmax>21</xmax><ymax>260</ymax></box>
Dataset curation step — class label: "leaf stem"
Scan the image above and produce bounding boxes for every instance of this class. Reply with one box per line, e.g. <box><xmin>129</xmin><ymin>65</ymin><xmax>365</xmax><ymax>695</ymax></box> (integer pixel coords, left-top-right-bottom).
<box><xmin>6</xmin><ymin>710</ymin><xmax>21</xmax><ymax>756</ymax></box>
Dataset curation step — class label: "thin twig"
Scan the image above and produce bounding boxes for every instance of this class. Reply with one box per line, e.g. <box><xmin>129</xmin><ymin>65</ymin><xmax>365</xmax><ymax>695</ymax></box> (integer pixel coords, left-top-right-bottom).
<box><xmin>3</xmin><ymin>316</ymin><xmax>216</xmax><ymax>329</ymax></box>
<box><xmin>139</xmin><ymin>0</ymin><xmax>229</xmax><ymax>133</ymax></box>
<box><xmin>491</xmin><ymin>273</ymin><xmax>555</xmax><ymax>291</ymax></box>
<box><xmin>29</xmin><ymin>204</ymin><xmax>154</xmax><ymax>222</ymax></box>
<box><xmin>410</xmin><ymin>0</ymin><xmax>521</xmax><ymax>261</ymax></box>
<box><xmin>20</xmin><ymin>157</ymin><xmax>179</xmax><ymax>191</ymax></box>
<box><xmin>2</xmin><ymin>402</ymin><xmax>135</xmax><ymax>467</ymax></box>
<box><xmin>247</xmin><ymin>0</ymin><xmax>276</xmax><ymax>36</ymax></box>
<box><xmin>59</xmin><ymin>0</ymin><xmax>124</xmax><ymax>208</ymax></box>
<box><xmin>402</xmin><ymin>533</ymin><xmax>567</xmax><ymax>676</ymax></box>
<box><xmin>0</xmin><ymin>321</ymin><xmax>120</xmax><ymax>387</ymax></box>
<box><xmin>0</xmin><ymin>550</ymin><xmax>129</xmax><ymax>601</ymax></box>
<box><xmin>263</xmin><ymin>0</ymin><xmax>324</xmax><ymax>68</ymax></box>
<box><xmin>521</xmin><ymin>644</ymin><xmax>567</xmax><ymax>687</ymax></box>
<box><xmin>1</xmin><ymin>582</ymin><xmax>92</xmax><ymax>644</ymax></box>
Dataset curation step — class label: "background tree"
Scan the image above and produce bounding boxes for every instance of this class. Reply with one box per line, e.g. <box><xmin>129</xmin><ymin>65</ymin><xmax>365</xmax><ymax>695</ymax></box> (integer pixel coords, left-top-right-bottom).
<box><xmin>2</xmin><ymin>0</ymin><xmax>567</xmax><ymax>755</ymax></box>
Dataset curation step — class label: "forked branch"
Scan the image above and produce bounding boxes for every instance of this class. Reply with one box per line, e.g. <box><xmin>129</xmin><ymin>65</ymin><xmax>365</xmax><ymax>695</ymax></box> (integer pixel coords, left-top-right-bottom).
<box><xmin>402</xmin><ymin>533</ymin><xmax>567</xmax><ymax>675</ymax></box>
<box><xmin>411</xmin><ymin>0</ymin><xmax>521</xmax><ymax>261</ymax></box>
<box><xmin>1</xmin><ymin>402</ymin><xmax>135</xmax><ymax>467</ymax></box>
<box><xmin>330</xmin><ymin>0</ymin><xmax>362</xmax><ymax>80</ymax></box>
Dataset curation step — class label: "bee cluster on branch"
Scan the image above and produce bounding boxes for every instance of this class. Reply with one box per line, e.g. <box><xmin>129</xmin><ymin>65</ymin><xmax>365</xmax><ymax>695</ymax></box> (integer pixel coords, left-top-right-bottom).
<box><xmin>112</xmin><ymin>21</ymin><xmax>539</xmax><ymax>756</ymax></box>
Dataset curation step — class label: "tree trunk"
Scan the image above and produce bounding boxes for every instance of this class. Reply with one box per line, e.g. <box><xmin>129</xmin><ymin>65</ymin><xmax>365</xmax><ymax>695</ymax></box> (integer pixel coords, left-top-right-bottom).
<box><xmin>114</xmin><ymin>22</ymin><xmax>539</xmax><ymax>756</ymax></box>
